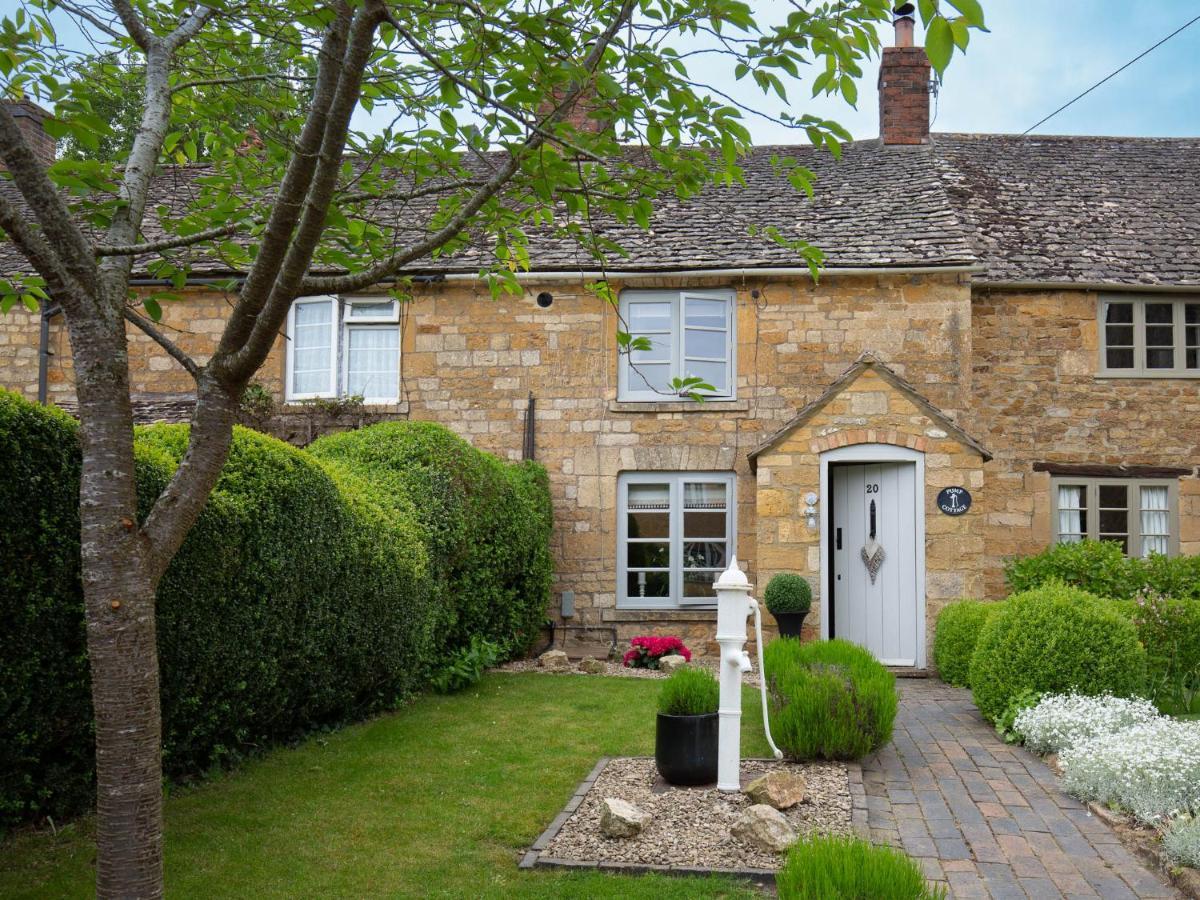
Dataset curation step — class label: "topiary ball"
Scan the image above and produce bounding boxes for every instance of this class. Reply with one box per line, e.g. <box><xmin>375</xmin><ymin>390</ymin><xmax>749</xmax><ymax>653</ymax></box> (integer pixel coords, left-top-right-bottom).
<box><xmin>969</xmin><ymin>581</ymin><xmax>1148</xmax><ymax>724</ymax></box>
<box><xmin>933</xmin><ymin>599</ymin><xmax>1001</xmax><ymax>688</ymax></box>
<box><xmin>764</xmin><ymin>573</ymin><xmax>813</xmax><ymax>615</ymax></box>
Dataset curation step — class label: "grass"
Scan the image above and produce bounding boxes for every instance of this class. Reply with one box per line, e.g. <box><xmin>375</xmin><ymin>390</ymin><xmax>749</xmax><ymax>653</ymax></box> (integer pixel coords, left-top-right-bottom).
<box><xmin>0</xmin><ymin>672</ymin><xmax>772</xmax><ymax>899</ymax></box>
<box><xmin>777</xmin><ymin>834</ymin><xmax>945</xmax><ymax>900</ymax></box>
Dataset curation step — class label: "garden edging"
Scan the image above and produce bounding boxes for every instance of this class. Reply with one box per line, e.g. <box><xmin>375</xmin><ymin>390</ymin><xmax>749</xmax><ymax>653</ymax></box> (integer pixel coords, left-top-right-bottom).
<box><xmin>1086</xmin><ymin>801</ymin><xmax>1200</xmax><ymax>899</ymax></box>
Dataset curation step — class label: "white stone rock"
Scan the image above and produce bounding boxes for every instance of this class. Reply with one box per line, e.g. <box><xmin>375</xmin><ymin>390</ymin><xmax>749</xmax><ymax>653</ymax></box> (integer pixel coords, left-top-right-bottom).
<box><xmin>745</xmin><ymin>771</ymin><xmax>807</xmax><ymax>810</ymax></box>
<box><xmin>731</xmin><ymin>803</ymin><xmax>797</xmax><ymax>853</ymax></box>
<box><xmin>657</xmin><ymin>654</ymin><xmax>688</xmax><ymax>672</ymax></box>
<box><xmin>538</xmin><ymin>649</ymin><xmax>570</xmax><ymax>671</ymax></box>
<box><xmin>599</xmin><ymin>798</ymin><xmax>649</xmax><ymax>838</ymax></box>
<box><xmin>579</xmin><ymin>657</ymin><xmax>606</xmax><ymax>675</ymax></box>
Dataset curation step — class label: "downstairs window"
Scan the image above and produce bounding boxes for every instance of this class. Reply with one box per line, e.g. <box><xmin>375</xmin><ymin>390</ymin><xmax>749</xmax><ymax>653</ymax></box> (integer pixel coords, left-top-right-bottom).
<box><xmin>617</xmin><ymin>472</ymin><xmax>735</xmax><ymax>608</ymax></box>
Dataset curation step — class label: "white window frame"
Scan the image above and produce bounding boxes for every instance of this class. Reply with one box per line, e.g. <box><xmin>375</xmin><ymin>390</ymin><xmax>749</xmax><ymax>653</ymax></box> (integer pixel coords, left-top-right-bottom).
<box><xmin>617</xmin><ymin>471</ymin><xmax>736</xmax><ymax>609</ymax></box>
<box><xmin>617</xmin><ymin>289</ymin><xmax>736</xmax><ymax>401</ymax></box>
<box><xmin>285</xmin><ymin>295</ymin><xmax>338</xmax><ymax>401</ymax></box>
<box><xmin>341</xmin><ymin>298</ymin><xmax>401</xmax><ymax>404</ymax></box>
<box><xmin>285</xmin><ymin>296</ymin><xmax>401</xmax><ymax>404</ymax></box>
<box><xmin>1098</xmin><ymin>295</ymin><xmax>1200</xmax><ymax>378</ymax></box>
<box><xmin>1050</xmin><ymin>476</ymin><xmax>1180</xmax><ymax>558</ymax></box>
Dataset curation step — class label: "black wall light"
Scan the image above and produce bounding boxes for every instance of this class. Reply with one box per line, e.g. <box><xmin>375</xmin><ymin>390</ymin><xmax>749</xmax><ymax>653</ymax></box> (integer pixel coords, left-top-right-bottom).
<box><xmin>536</xmin><ymin>291</ymin><xmax>554</xmax><ymax>308</ymax></box>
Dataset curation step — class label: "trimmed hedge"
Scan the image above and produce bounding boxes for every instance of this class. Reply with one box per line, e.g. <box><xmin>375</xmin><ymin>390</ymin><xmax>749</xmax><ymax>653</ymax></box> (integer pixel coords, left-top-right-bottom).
<box><xmin>1005</xmin><ymin>540</ymin><xmax>1200</xmax><ymax>601</ymax></box>
<box><xmin>933</xmin><ymin>600</ymin><xmax>1002</xmax><ymax>688</ymax></box>
<box><xmin>969</xmin><ymin>582</ymin><xmax>1148</xmax><ymax>724</ymax></box>
<box><xmin>0</xmin><ymin>392</ymin><xmax>552</xmax><ymax>827</ymax></box>
<box><xmin>764</xmin><ymin>639</ymin><xmax>897</xmax><ymax>760</ymax></box>
<box><xmin>308</xmin><ymin>421</ymin><xmax>553</xmax><ymax>659</ymax></box>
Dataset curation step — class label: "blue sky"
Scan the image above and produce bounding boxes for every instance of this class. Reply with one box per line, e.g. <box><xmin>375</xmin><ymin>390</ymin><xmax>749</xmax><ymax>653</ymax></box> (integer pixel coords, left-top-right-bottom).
<box><xmin>728</xmin><ymin>0</ymin><xmax>1200</xmax><ymax>142</ymax></box>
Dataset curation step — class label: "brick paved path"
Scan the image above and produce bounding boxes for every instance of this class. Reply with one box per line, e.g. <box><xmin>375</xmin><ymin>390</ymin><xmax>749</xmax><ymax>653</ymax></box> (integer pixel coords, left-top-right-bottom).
<box><xmin>861</xmin><ymin>680</ymin><xmax>1176</xmax><ymax>899</ymax></box>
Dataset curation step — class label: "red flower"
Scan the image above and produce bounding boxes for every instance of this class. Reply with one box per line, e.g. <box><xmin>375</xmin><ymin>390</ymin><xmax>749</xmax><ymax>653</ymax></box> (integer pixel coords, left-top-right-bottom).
<box><xmin>622</xmin><ymin>635</ymin><xmax>692</xmax><ymax>668</ymax></box>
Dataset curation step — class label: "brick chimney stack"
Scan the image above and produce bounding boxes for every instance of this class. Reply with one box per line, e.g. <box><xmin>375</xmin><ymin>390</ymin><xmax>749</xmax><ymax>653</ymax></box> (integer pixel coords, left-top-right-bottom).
<box><xmin>877</xmin><ymin>4</ymin><xmax>931</xmax><ymax>145</ymax></box>
<box><xmin>2</xmin><ymin>99</ymin><xmax>56</xmax><ymax>167</ymax></box>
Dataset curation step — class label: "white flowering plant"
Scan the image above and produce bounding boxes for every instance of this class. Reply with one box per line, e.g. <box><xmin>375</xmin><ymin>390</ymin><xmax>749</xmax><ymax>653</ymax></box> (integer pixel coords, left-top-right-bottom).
<box><xmin>1059</xmin><ymin>719</ymin><xmax>1200</xmax><ymax>825</ymax></box>
<box><xmin>1163</xmin><ymin>815</ymin><xmax>1200</xmax><ymax>869</ymax></box>
<box><xmin>1012</xmin><ymin>693</ymin><xmax>1160</xmax><ymax>755</ymax></box>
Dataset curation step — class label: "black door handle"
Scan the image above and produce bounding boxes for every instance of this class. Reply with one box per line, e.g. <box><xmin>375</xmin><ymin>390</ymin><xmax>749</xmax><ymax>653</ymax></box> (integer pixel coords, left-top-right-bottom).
<box><xmin>836</xmin><ymin>527</ymin><xmax>842</xmax><ymax>550</ymax></box>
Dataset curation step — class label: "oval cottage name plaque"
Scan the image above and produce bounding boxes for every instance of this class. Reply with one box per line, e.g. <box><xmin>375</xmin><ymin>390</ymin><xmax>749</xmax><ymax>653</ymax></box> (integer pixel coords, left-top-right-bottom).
<box><xmin>937</xmin><ymin>486</ymin><xmax>972</xmax><ymax>516</ymax></box>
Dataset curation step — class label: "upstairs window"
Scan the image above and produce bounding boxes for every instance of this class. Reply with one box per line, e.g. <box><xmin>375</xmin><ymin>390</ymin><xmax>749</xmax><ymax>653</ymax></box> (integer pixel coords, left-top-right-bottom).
<box><xmin>617</xmin><ymin>290</ymin><xmax>735</xmax><ymax>401</ymax></box>
<box><xmin>1052</xmin><ymin>477</ymin><xmax>1178</xmax><ymax>557</ymax></box>
<box><xmin>286</xmin><ymin>296</ymin><xmax>400</xmax><ymax>403</ymax></box>
<box><xmin>1100</xmin><ymin>296</ymin><xmax>1200</xmax><ymax>376</ymax></box>
<box><xmin>618</xmin><ymin>472</ymin><xmax>735</xmax><ymax>608</ymax></box>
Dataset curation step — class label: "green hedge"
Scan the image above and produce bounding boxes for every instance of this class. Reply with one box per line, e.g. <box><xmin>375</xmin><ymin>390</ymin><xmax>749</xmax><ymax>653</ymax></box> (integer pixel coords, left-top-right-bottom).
<box><xmin>764</xmin><ymin>639</ymin><xmax>897</xmax><ymax>760</ymax></box>
<box><xmin>933</xmin><ymin>600</ymin><xmax>1002</xmax><ymax>688</ymax></box>
<box><xmin>969</xmin><ymin>582</ymin><xmax>1147</xmax><ymax>724</ymax></box>
<box><xmin>308</xmin><ymin>421</ymin><xmax>553</xmax><ymax>659</ymax></box>
<box><xmin>0</xmin><ymin>392</ymin><xmax>552</xmax><ymax>827</ymax></box>
<box><xmin>1005</xmin><ymin>540</ymin><xmax>1200</xmax><ymax>601</ymax></box>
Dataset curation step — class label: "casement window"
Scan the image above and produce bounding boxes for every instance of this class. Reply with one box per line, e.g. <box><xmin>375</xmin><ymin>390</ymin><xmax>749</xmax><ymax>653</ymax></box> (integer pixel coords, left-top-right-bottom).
<box><xmin>285</xmin><ymin>296</ymin><xmax>400</xmax><ymax>403</ymax></box>
<box><xmin>1051</xmin><ymin>477</ymin><xmax>1179</xmax><ymax>557</ymax></box>
<box><xmin>617</xmin><ymin>472</ymin><xmax>735</xmax><ymax>609</ymax></box>
<box><xmin>1099</xmin><ymin>296</ymin><xmax>1200</xmax><ymax>376</ymax></box>
<box><xmin>617</xmin><ymin>289</ymin><xmax>735</xmax><ymax>401</ymax></box>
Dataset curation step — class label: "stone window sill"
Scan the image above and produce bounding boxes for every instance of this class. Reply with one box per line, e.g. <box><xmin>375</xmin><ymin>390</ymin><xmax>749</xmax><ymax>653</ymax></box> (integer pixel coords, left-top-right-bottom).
<box><xmin>1094</xmin><ymin>372</ymin><xmax>1200</xmax><ymax>380</ymax></box>
<box><xmin>602</xmin><ymin>608</ymin><xmax>718</xmax><ymax>623</ymax></box>
<box><xmin>608</xmin><ymin>399</ymin><xmax>749</xmax><ymax>414</ymax></box>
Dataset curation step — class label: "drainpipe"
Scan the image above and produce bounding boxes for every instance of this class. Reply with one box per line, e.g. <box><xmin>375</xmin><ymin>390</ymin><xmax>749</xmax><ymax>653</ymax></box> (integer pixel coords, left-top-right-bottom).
<box><xmin>37</xmin><ymin>303</ymin><xmax>61</xmax><ymax>405</ymax></box>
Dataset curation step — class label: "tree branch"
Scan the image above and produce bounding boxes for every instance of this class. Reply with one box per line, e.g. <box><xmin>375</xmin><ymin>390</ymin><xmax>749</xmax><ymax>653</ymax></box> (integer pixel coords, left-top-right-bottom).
<box><xmin>0</xmin><ymin>106</ymin><xmax>98</xmax><ymax>302</ymax></box>
<box><xmin>109</xmin><ymin>0</ymin><xmax>156</xmax><ymax>49</ymax></box>
<box><xmin>300</xmin><ymin>0</ymin><xmax>638</xmax><ymax>295</ymax></box>
<box><xmin>123</xmin><ymin>306</ymin><xmax>201</xmax><ymax>378</ymax></box>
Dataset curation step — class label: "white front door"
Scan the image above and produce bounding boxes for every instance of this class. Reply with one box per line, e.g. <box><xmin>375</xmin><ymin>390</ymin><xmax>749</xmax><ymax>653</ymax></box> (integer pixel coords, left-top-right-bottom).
<box><xmin>830</xmin><ymin>462</ymin><xmax>919</xmax><ymax>666</ymax></box>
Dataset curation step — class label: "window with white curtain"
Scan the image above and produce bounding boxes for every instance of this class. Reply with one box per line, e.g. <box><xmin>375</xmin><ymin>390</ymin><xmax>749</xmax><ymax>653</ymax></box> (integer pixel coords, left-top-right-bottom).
<box><xmin>285</xmin><ymin>296</ymin><xmax>400</xmax><ymax>403</ymax></box>
<box><xmin>618</xmin><ymin>472</ymin><xmax>735</xmax><ymax>608</ymax></box>
<box><xmin>1051</xmin><ymin>477</ymin><xmax>1178</xmax><ymax>557</ymax></box>
<box><xmin>617</xmin><ymin>289</ymin><xmax>735</xmax><ymax>401</ymax></box>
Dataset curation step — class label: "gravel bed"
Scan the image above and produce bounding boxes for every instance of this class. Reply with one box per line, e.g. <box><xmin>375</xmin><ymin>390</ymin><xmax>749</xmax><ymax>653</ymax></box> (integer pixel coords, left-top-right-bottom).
<box><xmin>493</xmin><ymin>658</ymin><xmax>763</xmax><ymax>687</ymax></box>
<box><xmin>543</xmin><ymin>756</ymin><xmax>850</xmax><ymax>871</ymax></box>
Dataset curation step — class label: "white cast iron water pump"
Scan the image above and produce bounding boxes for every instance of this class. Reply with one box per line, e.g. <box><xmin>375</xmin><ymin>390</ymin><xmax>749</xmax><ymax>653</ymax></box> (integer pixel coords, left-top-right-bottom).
<box><xmin>714</xmin><ymin>557</ymin><xmax>782</xmax><ymax>791</ymax></box>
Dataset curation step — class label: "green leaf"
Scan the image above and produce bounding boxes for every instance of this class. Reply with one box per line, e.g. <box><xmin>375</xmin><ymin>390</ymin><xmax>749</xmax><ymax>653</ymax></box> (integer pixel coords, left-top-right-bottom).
<box><xmin>925</xmin><ymin>17</ymin><xmax>954</xmax><ymax>73</ymax></box>
<box><xmin>143</xmin><ymin>297</ymin><xmax>163</xmax><ymax>321</ymax></box>
<box><xmin>840</xmin><ymin>74</ymin><xmax>857</xmax><ymax>107</ymax></box>
<box><xmin>950</xmin><ymin>18</ymin><xmax>970</xmax><ymax>51</ymax></box>
<box><xmin>947</xmin><ymin>0</ymin><xmax>987</xmax><ymax>29</ymax></box>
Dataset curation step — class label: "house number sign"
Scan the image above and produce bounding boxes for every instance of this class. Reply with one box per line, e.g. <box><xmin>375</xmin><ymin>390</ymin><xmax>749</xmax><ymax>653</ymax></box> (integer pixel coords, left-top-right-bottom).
<box><xmin>937</xmin><ymin>486</ymin><xmax>972</xmax><ymax>516</ymax></box>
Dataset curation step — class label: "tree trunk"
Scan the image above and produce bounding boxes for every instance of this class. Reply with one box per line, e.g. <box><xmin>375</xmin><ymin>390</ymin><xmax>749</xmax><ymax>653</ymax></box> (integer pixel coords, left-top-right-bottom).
<box><xmin>67</xmin><ymin>307</ymin><xmax>165</xmax><ymax>899</ymax></box>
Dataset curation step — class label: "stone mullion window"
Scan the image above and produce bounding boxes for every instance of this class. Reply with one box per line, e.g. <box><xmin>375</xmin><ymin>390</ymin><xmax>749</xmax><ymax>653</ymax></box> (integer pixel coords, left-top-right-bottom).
<box><xmin>617</xmin><ymin>472</ymin><xmax>735</xmax><ymax>609</ymax></box>
<box><xmin>1050</xmin><ymin>476</ymin><xmax>1179</xmax><ymax>558</ymax></box>
<box><xmin>1099</xmin><ymin>295</ymin><xmax>1200</xmax><ymax>377</ymax></box>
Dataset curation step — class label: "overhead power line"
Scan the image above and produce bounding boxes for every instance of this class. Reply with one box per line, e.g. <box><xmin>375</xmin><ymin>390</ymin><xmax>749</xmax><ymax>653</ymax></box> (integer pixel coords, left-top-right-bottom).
<box><xmin>1023</xmin><ymin>11</ymin><xmax>1200</xmax><ymax>135</ymax></box>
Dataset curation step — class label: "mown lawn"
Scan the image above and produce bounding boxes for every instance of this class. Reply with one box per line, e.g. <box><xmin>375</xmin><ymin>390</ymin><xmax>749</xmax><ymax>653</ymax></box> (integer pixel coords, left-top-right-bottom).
<box><xmin>0</xmin><ymin>672</ymin><xmax>771</xmax><ymax>899</ymax></box>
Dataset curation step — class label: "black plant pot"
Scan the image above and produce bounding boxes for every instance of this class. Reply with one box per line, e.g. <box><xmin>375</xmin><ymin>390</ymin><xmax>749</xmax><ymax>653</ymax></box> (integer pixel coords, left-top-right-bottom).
<box><xmin>655</xmin><ymin>712</ymin><xmax>719</xmax><ymax>786</ymax></box>
<box><xmin>773</xmin><ymin>610</ymin><xmax>808</xmax><ymax>639</ymax></box>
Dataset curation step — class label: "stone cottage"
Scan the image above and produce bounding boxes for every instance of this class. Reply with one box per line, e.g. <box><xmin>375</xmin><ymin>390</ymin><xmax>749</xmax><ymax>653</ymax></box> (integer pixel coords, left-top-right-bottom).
<box><xmin>2</xmin><ymin>24</ymin><xmax>1198</xmax><ymax>669</ymax></box>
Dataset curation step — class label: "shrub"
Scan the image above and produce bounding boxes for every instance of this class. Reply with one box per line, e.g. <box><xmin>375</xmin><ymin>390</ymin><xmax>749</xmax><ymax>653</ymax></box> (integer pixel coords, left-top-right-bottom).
<box><xmin>994</xmin><ymin>690</ymin><xmax>1044</xmax><ymax>745</ymax></box>
<box><xmin>764</xmin><ymin>639</ymin><xmax>897</xmax><ymax>760</ymax></box>
<box><xmin>309</xmin><ymin>421</ymin><xmax>553</xmax><ymax>659</ymax></box>
<box><xmin>623</xmin><ymin>636</ymin><xmax>691</xmax><ymax>669</ymax></box>
<box><xmin>777</xmin><ymin>834</ymin><xmax>944</xmax><ymax>900</ymax></box>
<box><xmin>430</xmin><ymin>636</ymin><xmax>501</xmax><ymax>694</ymax></box>
<box><xmin>969</xmin><ymin>582</ymin><xmax>1147</xmax><ymax>725</ymax></box>
<box><xmin>1164</xmin><ymin>815</ymin><xmax>1200</xmax><ymax>869</ymax></box>
<box><xmin>1004</xmin><ymin>540</ymin><xmax>1200</xmax><ymax>602</ymax></box>
<box><xmin>657</xmin><ymin>667</ymin><xmax>719</xmax><ymax>716</ymax></box>
<box><xmin>1059</xmin><ymin>719</ymin><xmax>1200</xmax><ymax>824</ymax></box>
<box><xmin>764</xmin><ymin>573</ymin><xmax>812</xmax><ymax>615</ymax></box>
<box><xmin>1012</xmin><ymin>693</ymin><xmax>1160</xmax><ymax>755</ymax></box>
<box><xmin>0</xmin><ymin>392</ymin><xmax>553</xmax><ymax>827</ymax></box>
<box><xmin>1005</xmin><ymin>540</ymin><xmax>1134</xmax><ymax>599</ymax></box>
<box><xmin>933</xmin><ymin>600</ymin><xmax>1001</xmax><ymax>688</ymax></box>
<box><xmin>1131</xmin><ymin>591</ymin><xmax>1200</xmax><ymax>716</ymax></box>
